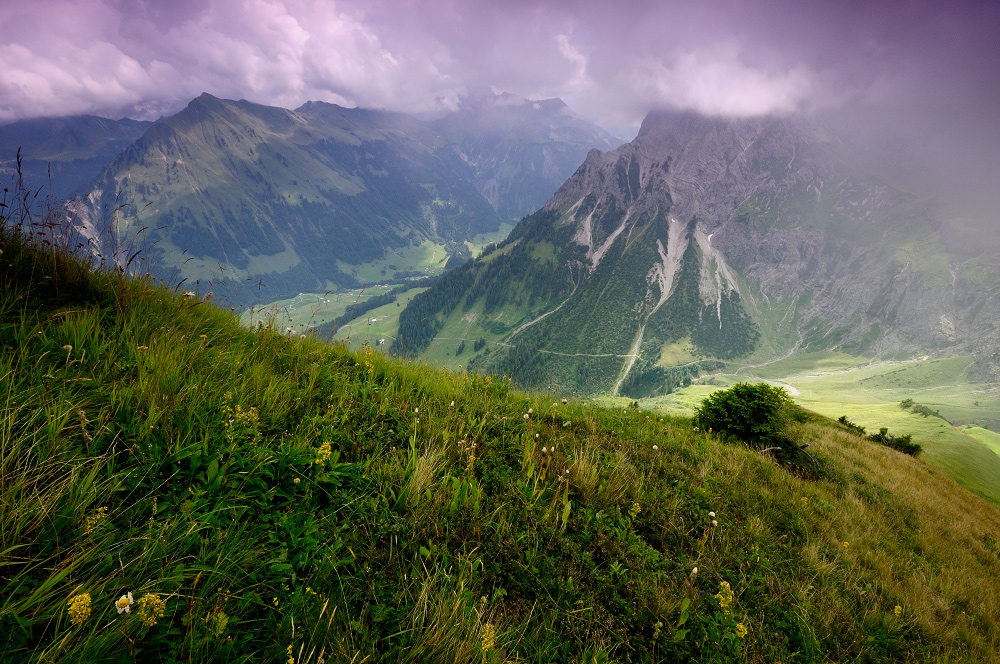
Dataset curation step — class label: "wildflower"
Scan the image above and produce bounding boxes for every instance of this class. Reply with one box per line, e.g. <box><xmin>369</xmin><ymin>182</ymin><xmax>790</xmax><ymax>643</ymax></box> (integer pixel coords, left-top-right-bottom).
<box><xmin>715</xmin><ymin>581</ymin><xmax>734</xmax><ymax>615</ymax></box>
<box><xmin>116</xmin><ymin>592</ymin><xmax>134</xmax><ymax>614</ymax></box>
<box><xmin>137</xmin><ymin>345</ymin><xmax>148</xmax><ymax>351</ymax></box>
<box><xmin>414</xmin><ymin>408</ymin><xmax>418</xmax><ymax>413</ymax></box>
<box><xmin>450</xmin><ymin>401</ymin><xmax>455</xmax><ymax>407</ymax></box>
<box><xmin>315</xmin><ymin>441</ymin><xmax>332</xmax><ymax>465</ymax></box>
<box><xmin>843</xmin><ymin>541</ymin><xmax>850</xmax><ymax>549</ymax></box>
<box><xmin>67</xmin><ymin>593</ymin><xmax>91</xmax><ymax>626</ymax></box>
<box><xmin>184</xmin><ymin>291</ymin><xmax>195</xmax><ymax>298</ymax></box>
<box><xmin>691</xmin><ymin>567</ymin><xmax>698</xmax><ymax>577</ymax></box>
<box><xmin>735</xmin><ymin>622</ymin><xmax>748</xmax><ymax>639</ymax></box>
<box><xmin>652</xmin><ymin>444</ymin><xmax>658</xmax><ymax>450</ymax></box>
<box><xmin>63</xmin><ymin>344</ymin><xmax>73</xmax><ymax>352</ymax></box>
<box><xmin>629</xmin><ymin>502</ymin><xmax>641</xmax><ymax>518</ymax></box>
<box><xmin>528</xmin><ymin>408</ymin><xmax>533</xmax><ymax>415</ymax></box>
<box><xmin>709</xmin><ymin>511</ymin><xmax>716</xmax><ymax>518</ymax></box>
<box><xmin>136</xmin><ymin>593</ymin><xmax>167</xmax><ymax>627</ymax></box>
<box><xmin>199</xmin><ymin>334</ymin><xmax>207</xmax><ymax>339</ymax></box>
<box><xmin>273</xmin><ymin>596</ymin><xmax>279</xmax><ymax>607</ymax></box>
<box><xmin>287</xmin><ymin>644</ymin><xmax>295</xmax><ymax>664</ymax></box>
<box><xmin>84</xmin><ymin>506</ymin><xmax>108</xmax><ymax>535</ymax></box>
<box><xmin>524</xmin><ymin>413</ymin><xmax>529</xmax><ymax>420</ymax></box>
<box><xmin>894</xmin><ymin>605</ymin><xmax>902</xmax><ymax>617</ymax></box>
<box><xmin>294</xmin><ymin>477</ymin><xmax>301</xmax><ymax>484</ymax></box>
<box><xmin>542</xmin><ymin>446</ymin><xmax>548</xmax><ymax>453</ymax></box>
<box><xmin>480</xmin><ymin>623</ymin><xmax>496</xmax><ymax>653</ymax></box>
<box><xmin>562</xmin><ymin>397</ymin><xmax>567</xmax><ymax>404</ymax></box>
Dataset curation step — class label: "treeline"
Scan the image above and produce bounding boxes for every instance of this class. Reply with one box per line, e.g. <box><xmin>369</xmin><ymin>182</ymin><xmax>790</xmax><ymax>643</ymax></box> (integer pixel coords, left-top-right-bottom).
<box><xmin>393</xmin><ymin>261</ymin><xmax>478</xmax><ymax>355</ymax></box>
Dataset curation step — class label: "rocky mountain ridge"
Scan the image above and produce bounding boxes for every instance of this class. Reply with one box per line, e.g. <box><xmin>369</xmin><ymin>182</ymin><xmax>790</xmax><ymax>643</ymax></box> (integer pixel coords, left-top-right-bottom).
<box><xmin>397</xmin><ymin>109</ymin><xmax>1000</xmax><ymax>392</ymax></box>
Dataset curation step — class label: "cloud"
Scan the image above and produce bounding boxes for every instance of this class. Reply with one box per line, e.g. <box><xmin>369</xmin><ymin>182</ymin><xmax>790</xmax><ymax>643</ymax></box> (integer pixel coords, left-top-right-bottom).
<box><xmin>0</xmin><ymin>0</ymin><xmax>997</xmax><ymax>164</ymax></box>
<box><xmin>621</xmin><ymin>46</ymin><xmax>815</xmax><ymax>118</ymax></box>
<box><xmin>0</xmin><ymin>0</ymin><xmax>461</xmax><ymax>121</ymax></box>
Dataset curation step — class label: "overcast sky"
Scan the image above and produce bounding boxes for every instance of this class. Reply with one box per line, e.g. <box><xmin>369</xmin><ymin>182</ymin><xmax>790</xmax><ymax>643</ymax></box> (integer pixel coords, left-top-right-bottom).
<box><xmin>1</xmin><ymin>0</ymin><xmax>998</xmax><ymax>204</ymax></box>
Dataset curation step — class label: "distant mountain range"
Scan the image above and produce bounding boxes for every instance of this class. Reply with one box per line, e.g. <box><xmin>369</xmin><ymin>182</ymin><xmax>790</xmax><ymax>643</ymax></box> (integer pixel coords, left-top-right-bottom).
<box><xmin>396</xmin><ymin>110</ymin><xmax>1000</xmax><ymax>391</ymax></box>
<box><xmin>0</xmin><ymin>93</ymin><xmax>617</xmax><ymax>302</ymax></box>
<box><xmin>0</xmin><ymin>116</ymin><xmax>151</xmax><ymax>201</ymax></box>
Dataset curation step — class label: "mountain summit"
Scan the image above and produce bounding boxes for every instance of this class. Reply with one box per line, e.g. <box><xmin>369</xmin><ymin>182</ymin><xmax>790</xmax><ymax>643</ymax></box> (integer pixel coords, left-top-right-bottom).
<box><xmin>65</xmin><ymin>93</ymin><xmax>617</xmax><ymax>302</ymax></box>
<box><xmin>397</xmin><ymin>109</ymin><xmax>1000</xmax><ymax>394</ymax></box>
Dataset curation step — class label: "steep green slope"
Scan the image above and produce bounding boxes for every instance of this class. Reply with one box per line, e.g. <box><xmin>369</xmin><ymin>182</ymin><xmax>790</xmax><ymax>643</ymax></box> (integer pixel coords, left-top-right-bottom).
<box><xmin>66</xmin><ymin>93</ymin><xmax>619</xmax><ymax>306</ymax></box>
<box><xmin>72</xmin><ymin>94</ymin><xmax>503</xmax><ymax>302</ymax></box>
<box><xmin>5</xmin><ymin>183</ymin><xmax>1000</xmax><ymax>663</ymax></box>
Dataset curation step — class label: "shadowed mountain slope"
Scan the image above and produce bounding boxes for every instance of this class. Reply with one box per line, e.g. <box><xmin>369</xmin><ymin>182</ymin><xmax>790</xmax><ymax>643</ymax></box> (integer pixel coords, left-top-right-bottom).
<box><xmin>0</xmin><ymin>115</ymin><xmax>151</xmax><ymax>200</ymax></box>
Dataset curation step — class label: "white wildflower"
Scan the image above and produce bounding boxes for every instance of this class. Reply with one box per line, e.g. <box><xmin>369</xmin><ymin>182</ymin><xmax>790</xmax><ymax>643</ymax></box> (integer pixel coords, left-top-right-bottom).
<box><xmin>116</xmin><ymin>592</ymin><xmax>134</xmax><ymax>614</ymax></box>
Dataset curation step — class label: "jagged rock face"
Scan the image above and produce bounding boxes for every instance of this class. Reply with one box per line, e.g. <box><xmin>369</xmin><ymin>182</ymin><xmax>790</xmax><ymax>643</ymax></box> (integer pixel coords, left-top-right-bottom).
<box><xmin>398</xmin><ymin>109</ymin><xmax>1000</xmax><ymax>393</ymax></box>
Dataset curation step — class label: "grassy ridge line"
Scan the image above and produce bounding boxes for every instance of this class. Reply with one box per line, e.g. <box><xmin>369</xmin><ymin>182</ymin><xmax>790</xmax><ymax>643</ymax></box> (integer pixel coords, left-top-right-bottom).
<box><xmin>3</xmin><ymin>227</ymin><xmax>1000</xmax><ymax>662</ymax></box>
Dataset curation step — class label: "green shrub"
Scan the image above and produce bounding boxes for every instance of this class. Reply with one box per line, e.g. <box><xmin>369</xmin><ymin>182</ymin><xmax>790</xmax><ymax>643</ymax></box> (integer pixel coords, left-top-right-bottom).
<box><xmin>837</xmin><ymin>415</ymin><xmax>866</xmax><ymax>436</ymax></box>
<box><xmin>868</xmin><ymin>427</ymin><xmax>923</xmax><ymax>456</ymax></box>
<box><xmin>694</xmin><ymin>383</ymin><xmax>791</xmax><ymax>446</ymax></box>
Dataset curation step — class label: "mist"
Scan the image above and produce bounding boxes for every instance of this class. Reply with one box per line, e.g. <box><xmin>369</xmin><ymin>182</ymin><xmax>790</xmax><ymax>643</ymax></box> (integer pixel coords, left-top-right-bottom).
<box><xmin>1</xmin><ymin>0</ymin><xmax>997</xmax><ymax>230</ymax></box>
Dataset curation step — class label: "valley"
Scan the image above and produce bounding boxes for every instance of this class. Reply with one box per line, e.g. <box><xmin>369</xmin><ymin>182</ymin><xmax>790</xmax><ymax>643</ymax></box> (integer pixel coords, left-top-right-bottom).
<box><xmin>628</xmin><ymin>352</ymin><xmax>1000</xmax><ymax>502</ymax></box>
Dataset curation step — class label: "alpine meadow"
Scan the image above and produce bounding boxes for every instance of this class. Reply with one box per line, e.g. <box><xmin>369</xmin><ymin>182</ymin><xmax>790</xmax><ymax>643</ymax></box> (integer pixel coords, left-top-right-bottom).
<box><xmin>3</xmin><ymin>0</ymin><xmax>1000</xmax><ymax>662</ymax></box>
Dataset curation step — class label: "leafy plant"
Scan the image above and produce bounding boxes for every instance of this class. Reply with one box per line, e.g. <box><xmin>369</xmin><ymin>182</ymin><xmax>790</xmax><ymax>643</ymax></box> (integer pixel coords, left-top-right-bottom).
<box><xmin>694</xmin><ymin>382</ymin><xmax>791</xmax><ymax>446</ymax></box>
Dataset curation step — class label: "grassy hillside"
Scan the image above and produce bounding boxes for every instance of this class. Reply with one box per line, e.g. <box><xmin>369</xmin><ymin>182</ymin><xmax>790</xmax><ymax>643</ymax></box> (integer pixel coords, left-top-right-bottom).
<box><xmin>632</xmin><ymin>354</ymin><xmax>1000</xmax><ymax>504</ymax></box>
<box><xmin>4</xmin><ymin>222</ymin><xmax>1000</xmax><ymax>663</ymax></box>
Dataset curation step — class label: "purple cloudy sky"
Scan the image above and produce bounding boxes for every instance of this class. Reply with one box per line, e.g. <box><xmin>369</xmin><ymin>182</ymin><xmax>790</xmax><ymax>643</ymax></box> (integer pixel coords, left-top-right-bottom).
<box><xmin>0</xmin><ymin>0</ymin><xmax>995</xmax><ymax>127</ymax></box>
<box><xmin>1</xmin><ymin>0</ymin><xmax>998</xmax><ymax>202</ymax></box>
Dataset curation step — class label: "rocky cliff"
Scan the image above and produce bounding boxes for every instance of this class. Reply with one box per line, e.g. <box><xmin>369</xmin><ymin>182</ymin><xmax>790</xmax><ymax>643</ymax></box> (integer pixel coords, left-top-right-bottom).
<box><xmin>398</xmin><ymin>109</ymin><xmax>1000</xmax><ymax>392</ymax></box>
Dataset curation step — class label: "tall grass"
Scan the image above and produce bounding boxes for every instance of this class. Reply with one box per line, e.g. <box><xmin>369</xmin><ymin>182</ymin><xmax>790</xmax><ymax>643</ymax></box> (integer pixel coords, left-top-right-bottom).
<box><xmin>3</xmin><ymin>176</ymin><xmax>1000</xmax><ymax>662</ymax></box>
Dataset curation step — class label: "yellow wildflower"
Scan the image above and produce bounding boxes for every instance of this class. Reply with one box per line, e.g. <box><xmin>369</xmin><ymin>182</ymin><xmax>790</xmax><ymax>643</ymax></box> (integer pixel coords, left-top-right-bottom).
<box><xmin>67</xmin><ymin>593</ymin><xmax>91</xmax><ymax>627</ymax></box>
<box><xmin>315</xmin><ymin>441</ymin><xmax>332</xmax><ymax>465</ymax></box>
<box><xmin>735</xmin><ymin>622</ymin><xmax>748</xmax><ymax>639</ymax></box>
<box><xmin>894</xmin><ymin>605</ymin><xmax>902</xmax><ymax>617</ymax></box>
<box><xmin>843</xmin><ymin>541</ymin><xmax>850</xmax><ymax>549</ymax></box>
<box><xmin>286</xmin><ymin>644</ymin><xmax>295</xmax><ymax>664</ymax></box>
<box><xmin>84</xmin><ymin>506</ymin><xmax>108</xmax><ymax>535</ymax></box>
<box><xmin>136</xmin><ymin>594</ymin><xmax>167</xmax><ymax>627</ymax></box>
<box><xmin>715</xmin><ymin>581</ymin><xmax>734</xmax><ymax>616</ymax></box>
<box><xmin>629</xmin><ymin>502</ymin><xmax>641</xmax><ymax>518</ymax></box>
<box><xmin>480</xmin><ymin>622</ymin><xmax>496</xmax><ymax>653</ymax></box>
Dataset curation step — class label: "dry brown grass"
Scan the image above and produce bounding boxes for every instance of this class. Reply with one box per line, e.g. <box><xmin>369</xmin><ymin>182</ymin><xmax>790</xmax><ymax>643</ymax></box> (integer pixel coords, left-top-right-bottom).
<box><xmin>683</xmin><ymin>421</ymin><xmax>1000</xmax><ymax>661</ymax></box>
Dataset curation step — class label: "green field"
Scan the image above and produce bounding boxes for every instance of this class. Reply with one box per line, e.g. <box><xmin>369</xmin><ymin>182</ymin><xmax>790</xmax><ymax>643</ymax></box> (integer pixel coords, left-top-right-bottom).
<box><xmin>635</xmin><ymin>352</ymin><xmax>1000</xmax><ymax>504</ymax></box>
<box><xmin>333</xmin><ymin>287</ymin><xmax>429</xmax><ymax>350</ymax></box>
<box><xmin>241</xmin><ymin>284</ymin><xmax>400</xmax><ymax>333</ymax></box>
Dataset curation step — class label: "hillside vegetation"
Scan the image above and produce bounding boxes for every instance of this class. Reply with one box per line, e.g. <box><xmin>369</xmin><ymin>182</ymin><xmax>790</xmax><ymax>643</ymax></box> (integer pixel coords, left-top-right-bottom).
<box><xmin>3</xmin><ymin>209</ymin><xmax>1000</xmax><ymax>663</ymax></box>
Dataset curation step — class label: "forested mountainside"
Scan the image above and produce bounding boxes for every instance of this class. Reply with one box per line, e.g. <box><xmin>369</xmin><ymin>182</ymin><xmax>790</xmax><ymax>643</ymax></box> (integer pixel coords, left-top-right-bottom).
<box><xmin>63</xmin><ymin>93</ymin><xmax>617</xmax><ymax>303</ymax></box>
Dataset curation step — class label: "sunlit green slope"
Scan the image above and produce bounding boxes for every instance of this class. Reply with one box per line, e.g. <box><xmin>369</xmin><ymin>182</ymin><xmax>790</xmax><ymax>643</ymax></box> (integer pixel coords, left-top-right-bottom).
<box><xmin>4</xmin><ymin>214</ymin><xmax>1000</xmax><ymax>663</ymax></box>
